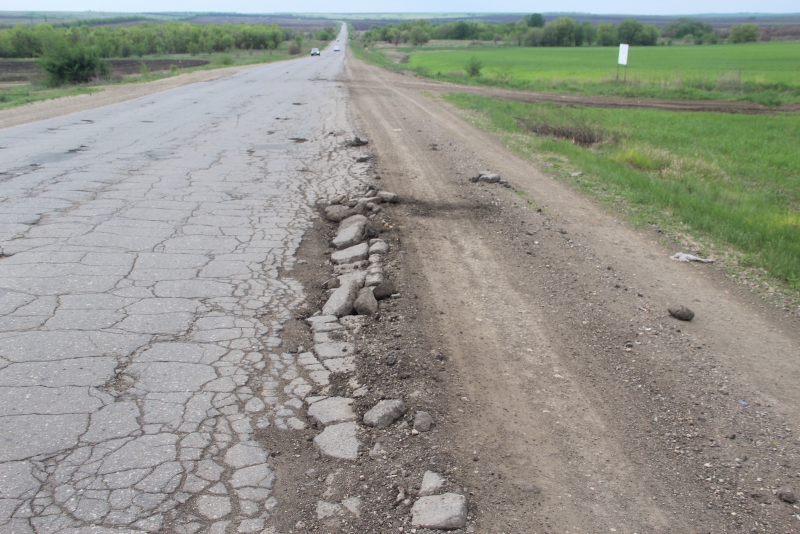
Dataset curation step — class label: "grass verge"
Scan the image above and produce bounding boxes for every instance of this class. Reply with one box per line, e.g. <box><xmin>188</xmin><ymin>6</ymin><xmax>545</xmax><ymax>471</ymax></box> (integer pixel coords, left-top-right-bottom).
<box><xmin>0</xmin><ymin>85</ymin><xmax>97</xmax><ymax>111</ymax></box>
<box><xmin>442</xmin><ymin>93</ymin><xmax>800</xmax><ymax>296</ymax></box>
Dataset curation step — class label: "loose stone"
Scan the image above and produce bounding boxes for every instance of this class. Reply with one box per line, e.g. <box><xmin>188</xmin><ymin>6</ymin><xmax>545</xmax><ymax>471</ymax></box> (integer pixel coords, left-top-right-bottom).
<box><xmin>331</xmin><ymin>243</ymin><xmax>369</xmax><ymax>265</ymax></box>
<box><xmin>363</xmin><ymin>399</ymin><xmax>407</xmax><ymax>428</ymax></box>
<box><xmin>411</xmin><ymin>493</ymin><xmax>468</xmax><ymax>530</ymax></box>
<box><xmin>377</xmin><ymin>191</ymin><xmax>399</xmax><ymax>203</ymax></box>
<box><xmin>353</xmin><ymin>287</ymin><xmax>378</xmax><ymax>316</ymax></box>
<box><xmin>324</xmin><ymin>205</ymin><xmax>352</xmax><ymax>222</ymax></box>
<box><xmin>668</xmin><ymin>305</ymin><xmax>695</xmax><ymax>321</ymax></box>
<box><xmin>313</xmin><ymin>421</ymin><xmax>360</xmax><ymax>460</ymax></box>
<box><xmin>369</xmin><ymin>240</ymin><xmax>389</xmax><ymax>255</ymax></box>
<box><xmin>413</xmin><ymin>411</ymin><xmax>434</xmax><ymax>432</ymax></box>
<box><xmin>419</xmin><ymin>471</ymin><xmax>446</xmax><ymax>496</ymax></box>
<box><xmin>372</xmin><ymin>280</ymin><xmax>396</xmax><ymax>300</ymax></box>
<box><xmin>321</xmin><ymin>280</ymin><xmax>360</xmax><ymax>317</ymax></box>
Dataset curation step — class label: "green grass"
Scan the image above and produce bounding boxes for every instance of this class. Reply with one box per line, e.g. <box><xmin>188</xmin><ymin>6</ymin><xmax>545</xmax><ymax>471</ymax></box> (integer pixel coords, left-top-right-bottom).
<box><xmin>0</xmin><ymin>84</ymin><xmax>97</xmax><ymax>110</ymax></box>
<box><xmin>443</xmin><ymin>93</ymin><xmax>800</xmax><ymax>289</ymax></box>
<box><xmin>384</xmin><ymin>42</ymin><xmax>800</xmax><ymax>105</ymax></box>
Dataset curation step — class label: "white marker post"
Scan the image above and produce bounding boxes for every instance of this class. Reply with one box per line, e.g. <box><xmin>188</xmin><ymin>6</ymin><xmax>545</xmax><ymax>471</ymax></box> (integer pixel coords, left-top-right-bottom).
<box><xmin>617</xmin><ymin>43</ymin><xmax>629</xmax><ymax>82</ymax></box>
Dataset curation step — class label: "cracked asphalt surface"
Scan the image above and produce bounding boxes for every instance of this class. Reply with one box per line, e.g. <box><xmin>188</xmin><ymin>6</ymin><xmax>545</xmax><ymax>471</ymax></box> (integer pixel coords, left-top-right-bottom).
<box><xmin>0</xmin><ymin>29</ymin><xmax>362</xmax><ymax>534</ymax></box>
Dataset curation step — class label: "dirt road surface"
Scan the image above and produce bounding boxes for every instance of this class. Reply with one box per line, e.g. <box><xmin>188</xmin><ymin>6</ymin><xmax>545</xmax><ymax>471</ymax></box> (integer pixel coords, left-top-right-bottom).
<box><xmin>344</xmin><ymin>52</ymin><xmax>800</xmax><ymax>532</ymax></box>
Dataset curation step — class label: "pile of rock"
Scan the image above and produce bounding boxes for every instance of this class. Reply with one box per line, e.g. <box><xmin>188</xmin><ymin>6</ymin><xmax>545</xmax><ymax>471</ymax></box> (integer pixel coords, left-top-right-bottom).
<box><xmin>302</xmin><ymin>186</ymin><xmax>467</xmax><ymax>530</ymax></box>
<box><xmin>321</xmin><ymin>185</ymin><xmax>398</xmax><ymax>221</ymax></box>
<box><xmin>470</xmin><ymin>170</ymin><xmax>512</xmax><ymax>188</ymax></box>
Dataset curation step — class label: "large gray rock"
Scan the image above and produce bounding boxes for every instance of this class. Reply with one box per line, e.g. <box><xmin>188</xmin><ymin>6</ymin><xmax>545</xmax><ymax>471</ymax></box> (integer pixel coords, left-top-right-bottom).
<box><xmin>369</xmin><ymin>240</ymin><xmax>389</xmax><ymax>255</ymax></box>
<box><xmin>307</xmin><ymin>397</ymin><xmax>356</xmax><ymax>426</ymax></box>
<box><xmin>365</xmin><ymin>271</ymin><xmax>384</xmax><ymax>287</ymax></box>
<box><xmin>377</xmin><ymin>191</ymin><xmax>399</xmax><ymax>203</ymax></box>
<box><xmin>339</xmin><ymin>214</ymin><xmax>368</xmax><ymax>230</ymax></box>
<box><xmin>419</xmin><ymin>471</ymin><xmax>445</xmax><ymax>496</ymax></box>
<box><xmin>363</xmin><ymin>399</ymin><xmax>406</xmax><ymax>428</ymax></box>
<box><xmin>372</xmin><ymin>280</ymin><xmax>396</xmax><ymax>300</ymax></box>
<box><xmin>314</xmin><ymin>422</ymin><xmax>360</xmax><ymax>460</ymax></box>
<box><xmin>333</xmin><ymin>223</ymin><xmax>367</xmax><ymax>249</ymax></box>
<box><xmin>411</xmin><ymin>494</ymin><xmax>467</xmax><ymax>530</ymax></box>
<box><xmin>321</xmin><ymin>280</ymin><xmax>359</xmax><ymax>317</ymax></box>
<box><xmin>353</xmin><ymin>287</ymin><xmax>378</xmax><ymax>316</ymax></box>
<box><xmin>324</xmin><ymin>205</ymin><xmax>352</xmax><ymax>222</ymax></box>
<box><xmin>331</xmin><ymin>243</ymin><xmax>369</xmax><ymax>265</ymax></box>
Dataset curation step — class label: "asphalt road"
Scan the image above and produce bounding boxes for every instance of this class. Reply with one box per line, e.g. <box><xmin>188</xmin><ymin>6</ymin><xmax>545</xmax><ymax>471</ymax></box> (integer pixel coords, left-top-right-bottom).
<box><xmin>0</xmin><ymin>32</ymin><xmax>355</xmax><ymax>534</ymax></box>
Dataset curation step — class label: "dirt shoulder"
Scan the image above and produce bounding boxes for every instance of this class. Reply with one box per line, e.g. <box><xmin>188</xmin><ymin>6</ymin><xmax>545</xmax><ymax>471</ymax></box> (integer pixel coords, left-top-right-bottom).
<box><xmin>363</xmin><ymin>68</ymin><xmax>800</xmax><ymax>115</ymax></box>
<box><xmin>345</xmin><ymin>50</ymin><xmax>800</xmax><ymax>533</ymax></box>
<box><xmin>0</xmin><ymin>63</ymin><xmax>266</xmax><ymax>130</ymax></box>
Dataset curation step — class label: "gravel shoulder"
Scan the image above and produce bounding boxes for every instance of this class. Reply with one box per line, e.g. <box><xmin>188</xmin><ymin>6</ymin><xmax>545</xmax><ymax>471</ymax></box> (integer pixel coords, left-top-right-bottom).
<box><xmin>344</xmin><ymin>50</ymin><xmax>800</xmax><ymax>533</ymax></box>
<box><xmin>0</xmin><ymin>63</ymin><xmax>267</xmax><ymax>130</ymax></box>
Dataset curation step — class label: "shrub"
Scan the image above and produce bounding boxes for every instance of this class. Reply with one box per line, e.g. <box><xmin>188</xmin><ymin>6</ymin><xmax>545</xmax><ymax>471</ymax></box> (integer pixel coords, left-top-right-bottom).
<box><xmin>139</xmin><ymin>62</ymin><xmax>150</xmax><ymax>76</ymax></box>
<box><xmin>287</xmin><ymin>43</ymin><xmax>301</xmax><ymax>55</ymax></box>
<box><xmin>729</xmin><ymin>24</ymin><xmax>759</xmax><ymax>43</ymax></box>
<box><xmin>169</xmin><ymin>64</ymin><xmax>178</xmax><ymax>74</ymax></box>
<box><xmin>213</xmin><ymin>54</ymin><xmax>234</xmax><ymax>66</ymax></box>
<box><xmin>37</xmin><ymin>40</ymin><xmax>109</xmax><ymax>85</ymax></box>
<box><xmin>464</xmin><ymin>55</ymin><xmax>482</xmax><ymax>77</ymax></box>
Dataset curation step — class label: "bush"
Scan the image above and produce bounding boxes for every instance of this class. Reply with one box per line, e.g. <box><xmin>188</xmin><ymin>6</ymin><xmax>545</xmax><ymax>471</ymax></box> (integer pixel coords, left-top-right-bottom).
<box><xmin>729</xmin><ymin>24</ymin><xmax>759</xmax><ymax>43</ymax></box>
<box><xmin>139</xmin><ymin>62</ymin><xmax>150</xmax><ymax>76</ymax></box>
<box><xmin>169</xmin><ymin>64</ymin><xmax>178</xmax><ymax>74</ymax></box>
<box><xmin>287</xmin><ymin>43</ymin><xmax>301</xmax><ymax>55</ymax></box>
<box><xmin>464</xmin><ymin>55</ymin><xmax>482</xmax><ymax>77</ymax></box>
<box><xmin>213</xmin><ymin>54</ymin><xmax>234</xmax><ymax>66</ymax></box>
<box><xmin>37</xmin><ymin>40</ymin><xmax>109</xmax><ymax>85</ymax></box>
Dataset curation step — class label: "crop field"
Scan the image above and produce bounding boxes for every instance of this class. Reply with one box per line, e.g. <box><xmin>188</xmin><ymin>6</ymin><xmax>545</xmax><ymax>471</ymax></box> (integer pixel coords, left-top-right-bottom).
<box><xmin>443</xmin><ymin>93</ymin><xmax>800</xmax><ymax>289</ymax></box>
<box><xmin>407</xmin><ymin>43</ymin><xmax>800</xmax><ymax>84</ymax></box>
<box><xmin>389</xmin><ymin>42</ymin><xmax>800</xmax><ymax>104</ymax></box>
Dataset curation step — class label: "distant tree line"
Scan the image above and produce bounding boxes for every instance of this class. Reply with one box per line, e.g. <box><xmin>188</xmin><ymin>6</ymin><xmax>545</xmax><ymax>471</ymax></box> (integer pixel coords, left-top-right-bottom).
<box><xmin>0</xmin><ymin>21</ymin><xmax>337</xmax><ymax>85</ymax></box>
<box><xmin>0</xmin><ymin>21</ymin><xmax>326</xmax><ymax>59</ymax></box>
<box><xmin>359</xmin><ymin>15</ymin><xmax>763</xmax><ymax>47</ymax></box>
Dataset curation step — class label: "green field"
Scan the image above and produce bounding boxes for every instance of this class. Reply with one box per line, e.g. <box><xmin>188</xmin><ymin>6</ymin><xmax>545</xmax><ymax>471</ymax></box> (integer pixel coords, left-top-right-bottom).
<box><xmin>443</xmin><ymin>93</ymin><xmax>800</xmax><ymax>289</ymax></box>
<box><xmin>389</xmin><ymin>42</ymin><xmax>800</xmax><ymax>105</ymax></box>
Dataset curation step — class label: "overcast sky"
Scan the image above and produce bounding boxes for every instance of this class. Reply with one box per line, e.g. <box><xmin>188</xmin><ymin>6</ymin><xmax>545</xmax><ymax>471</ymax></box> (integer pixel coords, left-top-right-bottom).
<box><xmin>20</xmin><ymin>0</ymin><xmax>799</xmax><ymax>16</ymax></box>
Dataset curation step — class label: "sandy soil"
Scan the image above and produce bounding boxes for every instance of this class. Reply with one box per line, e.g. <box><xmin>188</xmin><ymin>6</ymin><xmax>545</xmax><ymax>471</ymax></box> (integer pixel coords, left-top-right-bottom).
<box><xmin>344</xmin><ymin>50</ymin><xmax>800</xmax><ymax>533</ymax></box>
<box><xmin>0</xmin><ymin>63</ymin><xmax>265</xmax><ymax>130</ymax></box>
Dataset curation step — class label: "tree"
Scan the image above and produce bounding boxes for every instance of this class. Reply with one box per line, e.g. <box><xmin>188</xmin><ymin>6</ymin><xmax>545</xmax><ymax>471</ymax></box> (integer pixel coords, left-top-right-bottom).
<box><xmin>580</xmin><ymin>22</ymin><xmax>596</xmax><ymax>45</ymax></box>
<box><xmin>597</xmin><ymin>23</ymin><xmax>618</xmax><ymax>46</ymax></box>
<box><xmin>729</xmin><ymin>24</ymin><xmax>759</xmax><ymax>43</ymax></box>
<box><xmin>409</xmin><ymin>26</ymin><xmax>429</xmax><ymax>46</ymax></box>
<box><xmin>524</xmin><ymin>14</ymin><xmax>545</xmax><ymax>28</ymax></box>
<box><xmin>542</xmin><ymin>17</ymin><xmax>577</xmax><ymax>46</ymax></box>
<box><xmin>523</xmin><ymin>28</ymin><xmax>543</xmax><ymax>46</ymax></box>
<box><xmin>616</xmin><ymin>19</ymin><xmax>643</xmax><ymax>44</ymax></box>
<box><xmin>38</xmin><ymin>38</ymin><xmax>109</xmax><ymax>85</ymax></box>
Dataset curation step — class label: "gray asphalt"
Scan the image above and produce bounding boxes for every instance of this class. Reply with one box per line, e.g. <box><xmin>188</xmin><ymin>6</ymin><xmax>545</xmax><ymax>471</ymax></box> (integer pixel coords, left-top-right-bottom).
<box><xmin>0</xmin><ymin>29</ymin><xmax>358</xmax><ymax>534</ymax></box>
